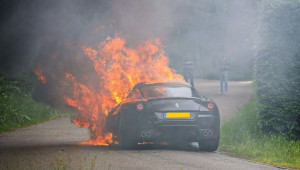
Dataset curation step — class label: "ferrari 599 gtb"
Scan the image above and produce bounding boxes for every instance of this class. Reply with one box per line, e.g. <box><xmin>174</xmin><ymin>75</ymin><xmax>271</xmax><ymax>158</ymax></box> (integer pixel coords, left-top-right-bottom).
<box><xmin>105</xmin><ymin>82</ymin><xmax>220</xmax><ymax>151</ymax></box>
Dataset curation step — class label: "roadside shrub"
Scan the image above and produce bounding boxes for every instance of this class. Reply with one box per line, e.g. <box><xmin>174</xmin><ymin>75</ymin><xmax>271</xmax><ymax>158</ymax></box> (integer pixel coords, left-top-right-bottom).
<box><xmin>256</xmin><ymin>1</ymin><xmax>300</xmax><ymax>139</ymax></box>
<box><xmin>0</xmin><ymin>73</ymin><xmax>68</xmax><ymax>131</ymax></box>
<box><xmin>220</xmin><ymin>92</ymin><xmax>300</xmax><ymax>169</ymax></box>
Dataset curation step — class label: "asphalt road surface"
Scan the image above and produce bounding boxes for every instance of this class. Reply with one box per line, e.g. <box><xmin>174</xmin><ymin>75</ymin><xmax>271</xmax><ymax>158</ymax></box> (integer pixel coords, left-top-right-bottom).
<box><xmin>0</xmin><ymin>79</ymin><xmax>279</xmax><ymax>170</ymax></box>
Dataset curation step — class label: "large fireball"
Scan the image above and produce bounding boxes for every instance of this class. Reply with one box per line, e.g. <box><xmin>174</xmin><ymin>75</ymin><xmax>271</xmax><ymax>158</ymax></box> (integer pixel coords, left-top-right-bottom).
<box><xmin>35</xmin><ymin>36</ymin><xmax>183</xmax><ymax>145</ymax></box>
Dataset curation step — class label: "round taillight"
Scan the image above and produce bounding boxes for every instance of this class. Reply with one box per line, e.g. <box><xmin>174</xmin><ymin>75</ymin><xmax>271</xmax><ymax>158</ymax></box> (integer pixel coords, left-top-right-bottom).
<box><xmin>136</xmin><ymin>102</ymin><xmax>145</xmax><ymax>111</ymax></box>
<box><xmin>206</xmin><ymin>101</ymin><xmax>215</xmax><ymax>110</ymax></box>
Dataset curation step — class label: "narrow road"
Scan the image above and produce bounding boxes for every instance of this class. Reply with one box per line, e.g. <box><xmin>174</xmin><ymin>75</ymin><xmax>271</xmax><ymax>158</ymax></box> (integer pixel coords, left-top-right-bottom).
<box><xmin>0</xmin><ymin>79</ymin><xmax>278</xmax><ymax>170</ymax></box>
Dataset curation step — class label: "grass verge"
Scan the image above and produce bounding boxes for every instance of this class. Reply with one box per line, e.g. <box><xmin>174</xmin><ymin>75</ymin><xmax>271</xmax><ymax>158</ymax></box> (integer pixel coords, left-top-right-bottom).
<box><xmin>219</xmin><ymin>93</ymin><xmax>300</xmax><ymax>169</ymax></box>
<box><xmin>0</xmin><ymin>74</ymin><xmax>69</xmax><ymax>132</ymax></box>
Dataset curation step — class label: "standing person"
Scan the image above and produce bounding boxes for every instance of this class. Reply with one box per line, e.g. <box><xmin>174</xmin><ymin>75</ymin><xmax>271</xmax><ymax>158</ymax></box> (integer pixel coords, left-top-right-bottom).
<box><xmin>183</xmin><ymin>56</ymin><xmax>194</xmax><ymax>87</ymax></box>
<box><xmin>219</xmin><ymin>56</ymin><xmax>229</xmax><ymax>94</ymax></box>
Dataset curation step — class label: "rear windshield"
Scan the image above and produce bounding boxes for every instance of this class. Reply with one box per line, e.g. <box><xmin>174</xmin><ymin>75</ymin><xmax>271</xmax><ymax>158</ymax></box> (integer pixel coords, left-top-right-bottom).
<box><xmin>140</xmin><ymin>85</ymin><xmax>195</xmax><ymax>98</ymax></box>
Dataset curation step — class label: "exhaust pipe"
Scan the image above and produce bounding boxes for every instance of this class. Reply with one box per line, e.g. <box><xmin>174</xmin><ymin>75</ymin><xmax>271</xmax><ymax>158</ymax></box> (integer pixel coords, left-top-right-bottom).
<box><xmin>146</xmin><ymin>132</ymin><xmax>151</xmax><ymax>137</ymax></box>
<box><xmin>202</xmin><ymin>129</ymin><xmax>213</xmax><ymax>136</ymax></box>
<box><xmin>141</xmin><ymin>131</ymin><xmax>152</xmax><ymax>137</ymax></box>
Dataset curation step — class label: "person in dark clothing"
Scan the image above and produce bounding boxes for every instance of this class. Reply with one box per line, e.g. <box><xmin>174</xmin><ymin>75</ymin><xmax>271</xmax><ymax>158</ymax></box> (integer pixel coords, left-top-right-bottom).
<box><xmin>183</xmin><ymin>57</ymin><xmax>194</xmax><ymax>87</ymax></box>
<box><xmin>219</xmin><ymin>56</ymin><xmax>230</xmax><ymax>94</ymax></box>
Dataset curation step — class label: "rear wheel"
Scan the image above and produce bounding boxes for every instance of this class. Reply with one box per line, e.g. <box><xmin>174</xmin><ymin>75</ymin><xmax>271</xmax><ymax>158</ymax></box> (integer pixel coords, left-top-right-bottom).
<box><xmin>198</xmin><ymin>138</ymin><xmax>219</xmax><ymax>152</ymax></box>
<box><xmin>118</xmin><ymin>113</ymin><xmax>138</xmax><ymax>149</ymax></box>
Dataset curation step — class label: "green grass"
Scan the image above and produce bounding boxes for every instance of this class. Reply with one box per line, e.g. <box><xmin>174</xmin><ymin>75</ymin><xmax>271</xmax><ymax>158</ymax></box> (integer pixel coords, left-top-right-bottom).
<box><xmin>220</xmin><ymin>94</ymin><xmax>300</xmax><ymax>169</ymax></box>
<box><xmin>0</xmin><ymin>75</ymin><xmax>69</xmax><ymax>132</ymax></box>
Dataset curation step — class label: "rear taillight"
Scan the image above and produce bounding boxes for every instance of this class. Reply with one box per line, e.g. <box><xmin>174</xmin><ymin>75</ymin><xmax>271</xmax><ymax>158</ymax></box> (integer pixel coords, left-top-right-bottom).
<box><xmin>136</xmin><ymin>102</ymin><xmax>145</xmax><ymax>111</ymax></box>
<box><xmin>206</xmin><ymin>101</ymin><xmax>215</xmax><ymax>110</ymax></box>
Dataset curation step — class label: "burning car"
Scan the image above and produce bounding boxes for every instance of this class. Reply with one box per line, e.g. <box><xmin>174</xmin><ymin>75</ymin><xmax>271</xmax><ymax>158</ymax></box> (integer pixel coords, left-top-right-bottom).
<box><xmin>105</xmin><ymin>81</ymin><xmax>220</xmax><ymax>151</ymax></box>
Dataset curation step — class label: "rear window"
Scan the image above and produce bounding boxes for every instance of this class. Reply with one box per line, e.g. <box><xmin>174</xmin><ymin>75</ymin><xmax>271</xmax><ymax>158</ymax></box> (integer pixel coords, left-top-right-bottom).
<box><xmin>140</xmin><ymin>85</ymin><xmax>194</xmax><ymax>98</ymax></box>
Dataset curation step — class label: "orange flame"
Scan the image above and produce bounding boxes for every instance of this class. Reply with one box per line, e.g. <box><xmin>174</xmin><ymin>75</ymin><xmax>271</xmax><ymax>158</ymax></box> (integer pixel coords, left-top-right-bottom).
<box><xmin>36</xmin><ymin>36</ymin><xmax>183</xmax><ymax>146</ymax></box>
<box><xmin>76</xmin><ymin>133</ymin><xmax>114</xmax><ymax>146</ymax></box>
<box><xmin>34</xmin><ymin>67</ymin><xmax>46</xmax><ymax>84</ymax></box>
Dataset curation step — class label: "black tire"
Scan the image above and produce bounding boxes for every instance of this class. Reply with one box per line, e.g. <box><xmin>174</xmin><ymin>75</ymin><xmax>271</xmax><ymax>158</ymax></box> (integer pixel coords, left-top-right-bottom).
<box><xmin>198</xmin><ymin>138</ymin><xmax>219</xmax><ymax>152</ymax></box>
<box><xmin>118</xmin><ymin>113</ymin><xmax>138</xmax><ymax>149</ymax></box>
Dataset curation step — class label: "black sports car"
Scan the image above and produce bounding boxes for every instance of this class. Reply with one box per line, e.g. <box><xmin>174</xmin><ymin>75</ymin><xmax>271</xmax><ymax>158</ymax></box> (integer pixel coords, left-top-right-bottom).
<box><xmin>105</xmin><ymin>82</ymin><xmax>220</xmax><ymax>151</ymax></box>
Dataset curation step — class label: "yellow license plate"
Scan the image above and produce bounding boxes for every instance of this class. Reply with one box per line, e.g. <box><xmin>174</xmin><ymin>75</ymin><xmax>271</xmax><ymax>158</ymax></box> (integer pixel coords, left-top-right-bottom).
<box><xmin>165</xmin><ymin>112</ymin><xmax>190</xmax><ymax>118</ymax></box>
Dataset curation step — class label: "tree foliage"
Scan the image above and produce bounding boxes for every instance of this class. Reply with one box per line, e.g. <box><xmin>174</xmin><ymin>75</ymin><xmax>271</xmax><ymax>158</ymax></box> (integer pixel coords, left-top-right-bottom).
<box><xmin>255</xmin><ymin>0</ymin><xmax>300</xmax><ymax>139</ymax></box>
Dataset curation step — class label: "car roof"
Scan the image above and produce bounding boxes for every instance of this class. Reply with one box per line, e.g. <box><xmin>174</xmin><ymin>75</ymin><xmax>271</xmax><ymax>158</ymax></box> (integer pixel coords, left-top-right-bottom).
<box><xmin>134</xmin><ymin>81</ymin><xmax>191</xmax><ymax>89</ymax></box>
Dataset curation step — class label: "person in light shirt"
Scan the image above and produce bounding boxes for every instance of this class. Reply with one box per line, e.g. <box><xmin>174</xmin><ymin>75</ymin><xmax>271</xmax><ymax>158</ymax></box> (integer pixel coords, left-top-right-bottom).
<box><xmin>183</xmin><ymin>56</ymin><xmax>194</xmax><ymax>87</ymax></box>
<box><xmin>219</xmin><ymin>56</ymin><xmax>230</xmax><ymax>94</ymax></box>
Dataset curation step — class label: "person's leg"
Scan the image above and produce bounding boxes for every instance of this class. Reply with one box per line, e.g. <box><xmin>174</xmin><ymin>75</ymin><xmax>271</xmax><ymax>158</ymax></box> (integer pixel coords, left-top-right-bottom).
<box><xmin>190</xmin><ymin>72</ymin><xmax>194</xmax><ymax>87</ymax></box>
<box><xmin>184</xmin><ymin>71</ymin><xmax>188</xmax><ymax>82</ymax></box>
<box><xmin>220</xmin><ymin>72</ymin><xmax>224</xmax><ymax>93</ymax></box>
<box><xmin>187</xmin><ymin>73</ymin><xmax>190</xmax><ymax>83</ymax></box>
<box><xmin>184</xmin><ymin>76</ymin><xmax>188</xmax><ymax>82</ymax></box>
<box><xmin>224</xmin><ymin>71</ymin><xmax>228</xmax><ymax>92</ymax></box>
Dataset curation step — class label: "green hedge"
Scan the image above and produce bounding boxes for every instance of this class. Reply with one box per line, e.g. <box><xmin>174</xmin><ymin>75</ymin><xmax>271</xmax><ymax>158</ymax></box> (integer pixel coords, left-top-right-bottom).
<box><xmin>255</xmin><ymin>1</ymin><xmax>300</xmax><ymax>139</ymax></box>
<box><xmin>0</xmin><ymin>73</ymin><xmax>68</xmax><ymax>132</ymax></box>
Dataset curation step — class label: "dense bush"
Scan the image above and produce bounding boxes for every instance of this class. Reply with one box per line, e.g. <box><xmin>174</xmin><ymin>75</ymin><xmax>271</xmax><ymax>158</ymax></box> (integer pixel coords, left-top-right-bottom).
<box><xmin>0</xmin><ymin>73</ymin><xmax>68</xmax><ymax>131</ymax></box>
<box><xmin>255</xmin><ymin>1</ymin><xmax>300</xmax><ymax>139</ymax></box>
<box><xmin>220</xmin><ymin>93</ymin><xmax>300</xmax><ymax>169</ymax></box>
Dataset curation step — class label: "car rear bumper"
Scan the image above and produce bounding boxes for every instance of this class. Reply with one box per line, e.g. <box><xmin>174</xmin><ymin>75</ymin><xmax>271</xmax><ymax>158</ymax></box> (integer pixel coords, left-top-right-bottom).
<box><xmin>135</xmin><ymin>113</ymin><xmax>220</xmax><ymax>142</ymax></box>
<box><xmin>137</xmin><ymin>125</ymin><xmax>219</xmax><ymax>143</ymax></box>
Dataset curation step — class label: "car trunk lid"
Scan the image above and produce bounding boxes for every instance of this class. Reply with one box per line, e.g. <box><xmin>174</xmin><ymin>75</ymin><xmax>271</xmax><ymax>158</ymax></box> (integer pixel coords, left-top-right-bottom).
<box><xmin>149</xmin><ymin>98</ymin><xmax>200</xmax><ymax>112</ymax></box>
